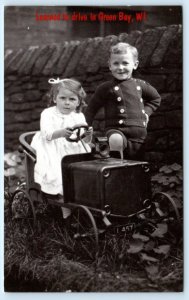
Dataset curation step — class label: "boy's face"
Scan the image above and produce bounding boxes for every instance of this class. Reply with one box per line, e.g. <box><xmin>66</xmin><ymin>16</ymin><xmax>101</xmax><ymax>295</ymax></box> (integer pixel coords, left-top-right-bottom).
<box><xmin>109</xmin><ymin>52</ymin><xmax>138</xmax><ymax>81</ymax></box>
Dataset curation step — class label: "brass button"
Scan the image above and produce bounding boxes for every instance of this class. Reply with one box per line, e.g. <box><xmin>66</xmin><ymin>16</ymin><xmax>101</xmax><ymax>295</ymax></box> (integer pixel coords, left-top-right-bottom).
<box><xmin>120</xmin><ymin>109</ymin><xmax>125</xmax><ymax>113</ymax></box>
<box><xmin>114</xmin><ymin>86</ymin><xmax>119</xmax><ymax>91</ymax></box>
<box><xmin>137</xmin><ymin>86</ymin><xmax>141</xmax><ymax>90</ymax></box>
<box><xmin>117</xmin><ymin>97</ymin><xmax>122</xmax><ymax>102</ymax></box>
<box><xmin>119</xmin><ymin>120</ymin><xmax>124</xmax><ymax>124</ymax></box>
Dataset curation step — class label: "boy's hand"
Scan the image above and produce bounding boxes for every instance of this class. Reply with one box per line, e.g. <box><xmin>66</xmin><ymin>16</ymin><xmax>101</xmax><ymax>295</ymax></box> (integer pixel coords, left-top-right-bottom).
<box><xmin>145</xmin><ymin>113</ymin><xmax>149</xmax><ymax>126</ymax></box>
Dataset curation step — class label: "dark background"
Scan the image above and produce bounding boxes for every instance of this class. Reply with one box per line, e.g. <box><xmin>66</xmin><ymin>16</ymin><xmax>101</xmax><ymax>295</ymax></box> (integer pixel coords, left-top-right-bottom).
<box><xmin>4</xmin><ymin>6</ymin><xmax>183</xmax><ymax>163</ymax></box>
<box><xmin>4</xmin><ymin>6</ymin><xmax>182</xmax><ymax>50</ymax></box>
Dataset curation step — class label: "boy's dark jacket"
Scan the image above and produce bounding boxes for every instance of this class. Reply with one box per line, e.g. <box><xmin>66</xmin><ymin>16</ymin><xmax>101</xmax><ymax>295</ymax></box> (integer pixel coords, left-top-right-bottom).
<box><xmin>85</xmin><ymin>77</ymin><xmax>161</xmax><ymax>129</ymax></box>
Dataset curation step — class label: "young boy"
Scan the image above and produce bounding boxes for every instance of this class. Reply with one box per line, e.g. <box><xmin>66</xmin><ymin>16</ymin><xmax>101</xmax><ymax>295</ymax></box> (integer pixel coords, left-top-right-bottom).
<box><xmin>85</xmin><ymin>42</ymin><xmax>161</xmax><ymax>159</ymax></box>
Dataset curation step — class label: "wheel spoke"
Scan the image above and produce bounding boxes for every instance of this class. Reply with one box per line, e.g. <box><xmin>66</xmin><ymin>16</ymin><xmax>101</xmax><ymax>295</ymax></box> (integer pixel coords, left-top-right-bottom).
<box><xmin>11</xmin><ymin>189</ymin><xmax>36</xmax><ymax>228</ymax></box>
<box><xmin>152</xmin><ymin>192</ymin><xmax>180</xmax><ymax>221</ymax></box>
<box><xmin>69</xmin><ymin>205</ymin><xmax>99</xmax><ymax>260</ymax></box>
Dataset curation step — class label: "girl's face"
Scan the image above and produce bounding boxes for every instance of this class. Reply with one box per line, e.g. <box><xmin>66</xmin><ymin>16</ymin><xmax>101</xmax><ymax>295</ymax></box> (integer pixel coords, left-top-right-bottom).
<box><xmin>55</xmin><ymin>87</ymin><xmax>80</xmax><ymax>114</ymax></box>
<box><xmin>109</xmin><ymin>52</ymin><xmax>138</xmax><ymax>81</ymax></box>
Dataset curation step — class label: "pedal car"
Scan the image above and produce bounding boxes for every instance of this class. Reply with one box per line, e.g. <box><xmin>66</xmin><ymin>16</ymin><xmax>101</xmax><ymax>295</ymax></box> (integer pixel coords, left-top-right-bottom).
<box><xmin>11</xmin><ymin>125</ymin><xmax>180</xmax><ymax>258</ymax></box>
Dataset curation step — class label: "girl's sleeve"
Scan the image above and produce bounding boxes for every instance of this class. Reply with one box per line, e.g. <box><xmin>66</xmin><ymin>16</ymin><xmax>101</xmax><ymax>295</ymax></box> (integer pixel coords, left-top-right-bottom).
<box><xmin>76</xmin><ymin>113</ymin><xmax>92</xmax><ymax>143</ymax></box>
<box><xmin>79</xmin><ymin>112</ymin><xmax>88</xmax><ymax>125</ymax></box>
<box><xmin>40</xmin><ymin>109</ymin><xmax>54</xmax><ymax>141</ymax></box>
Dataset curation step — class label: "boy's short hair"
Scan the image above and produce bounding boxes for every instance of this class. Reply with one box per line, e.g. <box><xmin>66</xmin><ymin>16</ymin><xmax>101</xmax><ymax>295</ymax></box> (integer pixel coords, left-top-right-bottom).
<box><xmin>110</xmin><ymin>43</ymin><xmax>138</xmax><ymax>61</ymax></box>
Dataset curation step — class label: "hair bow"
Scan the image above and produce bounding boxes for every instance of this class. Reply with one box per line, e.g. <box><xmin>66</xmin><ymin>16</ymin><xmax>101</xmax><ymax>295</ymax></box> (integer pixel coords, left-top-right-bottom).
<box><xmin>48</xmin><ymin>78</ymin><xmax>64</xmax><ymax>84</ymax></box>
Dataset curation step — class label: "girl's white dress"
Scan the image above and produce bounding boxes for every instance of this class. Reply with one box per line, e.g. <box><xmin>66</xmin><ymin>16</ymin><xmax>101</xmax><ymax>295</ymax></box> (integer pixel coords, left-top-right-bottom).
<box><xmin>31</xmin><ymin>106</ymin><xmax>91</xmax><ymax>195</ymax></box>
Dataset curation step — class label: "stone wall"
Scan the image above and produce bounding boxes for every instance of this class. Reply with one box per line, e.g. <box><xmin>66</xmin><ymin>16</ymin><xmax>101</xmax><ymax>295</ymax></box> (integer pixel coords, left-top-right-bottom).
<box><xmin>5</xmin><ymin>24</ymin><xmax>182</xmax><ymax>163</ymax></box>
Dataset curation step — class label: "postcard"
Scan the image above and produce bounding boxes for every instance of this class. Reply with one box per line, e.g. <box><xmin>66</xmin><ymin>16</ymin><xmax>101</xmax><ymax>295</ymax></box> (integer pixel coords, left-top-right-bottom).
<box><xmin>4</xmin><ymin>5</ymin><xmax>183</xmax><ymax>293</ymax></box>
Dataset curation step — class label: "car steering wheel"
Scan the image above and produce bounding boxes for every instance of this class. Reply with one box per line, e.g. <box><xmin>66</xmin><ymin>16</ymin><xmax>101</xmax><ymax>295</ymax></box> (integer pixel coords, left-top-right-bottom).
<box><xmin>66</xmin><ymin>123</ymin><xmax>89</xmax><ymax>142</ymax></box>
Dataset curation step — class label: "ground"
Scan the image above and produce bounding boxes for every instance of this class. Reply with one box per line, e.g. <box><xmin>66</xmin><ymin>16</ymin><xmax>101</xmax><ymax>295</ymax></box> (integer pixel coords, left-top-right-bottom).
<box><xmin>4</xmin><ymin>151</ymin><xmax>183</xmax><ymax>292</ymax></box>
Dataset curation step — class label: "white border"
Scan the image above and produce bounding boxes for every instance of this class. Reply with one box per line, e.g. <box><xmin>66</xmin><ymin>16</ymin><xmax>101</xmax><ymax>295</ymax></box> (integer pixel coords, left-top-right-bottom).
<box><xmin>1</xmin><ymin>1</ymin><xmax>188</xmax><ymax>300</ymax></box>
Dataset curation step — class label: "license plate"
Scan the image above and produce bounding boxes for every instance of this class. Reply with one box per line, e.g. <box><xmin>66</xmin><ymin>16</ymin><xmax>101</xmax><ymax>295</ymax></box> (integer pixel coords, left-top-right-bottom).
<box><xmin>114</xmin><ymin>223</ymin><xmax>135</xmax><ymax>234</ymax></box>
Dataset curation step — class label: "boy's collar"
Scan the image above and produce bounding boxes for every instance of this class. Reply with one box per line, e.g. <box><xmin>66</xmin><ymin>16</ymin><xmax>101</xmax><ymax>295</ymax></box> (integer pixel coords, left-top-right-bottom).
<box><xmin>112</xmin><ymin>76</ymin><xmax>134</xmax><ymax>84</ymax></box>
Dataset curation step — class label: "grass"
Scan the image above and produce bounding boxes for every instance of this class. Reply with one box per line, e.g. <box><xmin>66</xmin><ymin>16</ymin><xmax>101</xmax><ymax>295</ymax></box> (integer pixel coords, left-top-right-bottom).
<box><xmin>4</xmin><ymin>152</ymin><xmax>183</xmax><ymax>292</ymax></box>
<box><xmin>4</xmin><ymin>203</ymin><xmax>183</xmax><ymax>292</ymax></box>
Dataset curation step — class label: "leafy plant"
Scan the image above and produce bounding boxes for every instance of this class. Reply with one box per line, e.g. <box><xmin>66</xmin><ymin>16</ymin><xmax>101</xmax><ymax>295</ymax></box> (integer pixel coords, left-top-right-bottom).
<box><xmin>4</xmin><ymin>152</ymin><xmax>183</xmax><ymax>291</ymax></box>
<box><xmin>119</xmin><ymin>163</ymin><xmax>184</xmax><ymax>281</ymax></box>
<box><xmin>151</xmin><ymin>163</ymin><xmax>183</xmax><ymax>212</ymax></box>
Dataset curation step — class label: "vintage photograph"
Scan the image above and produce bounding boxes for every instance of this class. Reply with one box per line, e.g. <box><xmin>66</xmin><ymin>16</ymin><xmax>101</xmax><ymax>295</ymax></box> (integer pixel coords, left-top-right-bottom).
<box><xmin>4</xmin><ymin>6</ymin><xmax>183</xmax><ymax>292</ymax></box>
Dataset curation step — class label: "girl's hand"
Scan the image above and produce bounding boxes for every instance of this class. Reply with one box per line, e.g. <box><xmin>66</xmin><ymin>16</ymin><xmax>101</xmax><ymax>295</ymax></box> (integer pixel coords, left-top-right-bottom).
<box><xmin>83</xmin><ymin>127</ymin><xmax>93</xmax><ymax>143</ymax></box>
<box><xmin>84</xmin><ymin>126</ymin><xmax>93</xmax><ymax>137</ymax></box>
<box><xmin>62</xmin><ymin>128</ymin><xmax>73</xmax><ymax>138</ymax></box>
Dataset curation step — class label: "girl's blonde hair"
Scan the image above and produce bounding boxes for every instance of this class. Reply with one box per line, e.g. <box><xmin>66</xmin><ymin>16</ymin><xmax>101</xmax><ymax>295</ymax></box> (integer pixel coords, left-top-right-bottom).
<box><xmin>47</xmin><ymin>78</ymin><xmax>87</xmax><ymax>112</ymax></box>
<box><xmin>110</xmin><ymin>42</ymin><xmax>139</xmax><ymax>62</ymax></box>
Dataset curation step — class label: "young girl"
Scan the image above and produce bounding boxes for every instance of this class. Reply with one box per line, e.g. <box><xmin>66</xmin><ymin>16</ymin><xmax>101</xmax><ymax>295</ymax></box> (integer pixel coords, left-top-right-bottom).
<box><xmin>31</xmin><ymin>78</ymin><xmax>92</xmax><ymax>219</ymax></box>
